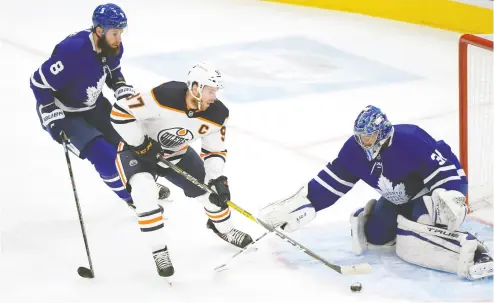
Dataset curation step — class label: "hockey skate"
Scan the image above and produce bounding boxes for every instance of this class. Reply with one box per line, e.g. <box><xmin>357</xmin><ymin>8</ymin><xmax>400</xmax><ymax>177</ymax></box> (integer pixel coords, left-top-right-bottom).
<box><xmin>206</xmin><ymin>219</ymin><xmax>253</xmax><ymax>249</ymax></box>
<box><xmin>153</xmin><ymin>246</ymin><xmax>175</xmax><ymax>278</ymax></box>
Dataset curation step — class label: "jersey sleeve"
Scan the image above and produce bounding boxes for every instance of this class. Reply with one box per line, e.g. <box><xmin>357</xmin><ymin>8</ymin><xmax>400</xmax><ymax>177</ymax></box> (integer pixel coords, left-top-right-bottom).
<box><xmin>30</xmin><ymin>46</ymin><xmax>80</xmax><ymax>106</ymax></box>
<box><xmin>110</xmin><ymin>90</ymin><xmax>158</xmax><ymax>146</ymax></box>
<box><xmin>412</xmin><ymin>132</ymin><xmax>465</xmax><ymax>193</ymax></box>
<box><xmin>307</xmin><ymin>141</ymin><xmax>360</xmax><ymax>212</ymax></box>
<box><xmin>201</xmin><ymin>118</ymin><xmax>228</xmax><ymax>183</ymax></box>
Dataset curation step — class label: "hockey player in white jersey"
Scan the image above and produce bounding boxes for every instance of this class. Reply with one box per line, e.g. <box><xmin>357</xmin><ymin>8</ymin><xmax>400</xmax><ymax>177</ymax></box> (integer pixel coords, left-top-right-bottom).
<box><xmin>259</xmin><ymin>105</ymin><xmax>492</xmax><ymax>281</ymax></box>
<box><xmin>110</xmin><ymin>62</ymin><xmax>253</xmax><ymax>278</ymax></box>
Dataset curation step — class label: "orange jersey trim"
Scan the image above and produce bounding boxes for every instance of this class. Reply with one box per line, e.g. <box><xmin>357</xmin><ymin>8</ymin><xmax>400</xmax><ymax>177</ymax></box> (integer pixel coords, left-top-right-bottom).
<box><xmin>111</xmin><ymin>110</ymin><xmax>135</xmax><ymax>119</ymax></box>
<box><xmin>150</xmin><ymin>89</ymin><xmax>226</xmax><ymax>128</ymax></box>
<box><xmin>201</xmin><ymin>151</ymin><xmax>227</xmax><ymax>158</ymax></box>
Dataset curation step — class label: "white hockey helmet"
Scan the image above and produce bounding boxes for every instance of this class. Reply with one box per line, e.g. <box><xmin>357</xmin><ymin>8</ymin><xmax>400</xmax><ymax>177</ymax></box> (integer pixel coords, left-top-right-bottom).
<box><xmin>186</xmin><ymin>62</ymin><xmax>223</xmax><ymax>101</ymax></box>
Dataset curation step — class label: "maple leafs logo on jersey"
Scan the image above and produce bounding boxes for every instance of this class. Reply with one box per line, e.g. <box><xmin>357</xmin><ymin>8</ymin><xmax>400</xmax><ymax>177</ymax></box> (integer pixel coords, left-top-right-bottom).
<box><xmin>84</xmin><ymin>73</ymin><xmax>107</xmax><ymax>107</ymax></box>
<box><xmin>376</xmin><ymin>175</ymin><xmax>410</xmax><ymax>205</ymax></box>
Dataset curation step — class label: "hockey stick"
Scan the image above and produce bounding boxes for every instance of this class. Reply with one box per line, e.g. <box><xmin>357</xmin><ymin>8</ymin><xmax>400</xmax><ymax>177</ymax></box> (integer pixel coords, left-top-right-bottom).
<box><xmin>158</xmin><ymin>156</ymin><xmax>371</xmax><ymax>275</ymax></box>
<box><xmin>214</xmin><ymin>232</ymin><xmax>270</xmax><ymax>272</ymax></box>
<box><xmin>61</xmin><ymin>134</ymin><xmax>95</xmax><ymax>279</ymax></box>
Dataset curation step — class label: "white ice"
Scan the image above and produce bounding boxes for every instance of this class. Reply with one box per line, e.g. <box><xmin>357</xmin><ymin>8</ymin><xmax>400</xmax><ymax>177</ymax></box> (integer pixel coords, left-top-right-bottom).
<box><xmin>0</xmin><ymin>0</ymin><xmax>492</xmax><ymax>302</ymax></box>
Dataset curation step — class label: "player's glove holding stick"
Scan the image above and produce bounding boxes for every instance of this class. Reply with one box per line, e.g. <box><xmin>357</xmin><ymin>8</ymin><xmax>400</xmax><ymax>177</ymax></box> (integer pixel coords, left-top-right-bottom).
<box><xmin>208</xmin><ymin>176</ymin><xmax>230</xmax><ymax>209</ymax></box>
<box><xmin>113</xmin><ymin>81</ymin><xmax>136</xmax><ymax>101</ymax></box>
<box><xmin>38</xmin><ymin>102</ymin><xmax>67</xmax><ymax>143</ymax></box>
<box><xmin>130</xmin><ymin>136</ymin><xmax>162</xmax><ymax>167</ymax></box>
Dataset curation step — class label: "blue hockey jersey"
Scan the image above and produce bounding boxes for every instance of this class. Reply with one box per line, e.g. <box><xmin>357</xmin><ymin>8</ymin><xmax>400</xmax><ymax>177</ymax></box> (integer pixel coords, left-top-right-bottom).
<box><xmin>308</xmin><ymin>124</ymin><xmax>467</xmax><ymax>211</ymax></box>
<box><xmin>30</xmin><ymin>29</ymin><xmax>124</xmax><ymax>112</ymax></box>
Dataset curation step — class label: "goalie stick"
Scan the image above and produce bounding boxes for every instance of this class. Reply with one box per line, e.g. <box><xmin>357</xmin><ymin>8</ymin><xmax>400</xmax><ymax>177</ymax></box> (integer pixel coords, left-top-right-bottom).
<box><xmin>158</xmin><ymin>155</ymin><xmax>371</xmax><ymax>275</ymax></box>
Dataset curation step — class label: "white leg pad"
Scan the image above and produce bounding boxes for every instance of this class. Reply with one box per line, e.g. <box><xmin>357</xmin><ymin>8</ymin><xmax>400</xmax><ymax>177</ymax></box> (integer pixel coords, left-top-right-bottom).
<box><xmin>350</xmin><ymin>199</ymin><xmax>376</xmax><ymax>255</ymax></box>
<box><xmin>396</xmin><ymin>215</ymin><xmax>493</xmax><ymax>280</ymax></box>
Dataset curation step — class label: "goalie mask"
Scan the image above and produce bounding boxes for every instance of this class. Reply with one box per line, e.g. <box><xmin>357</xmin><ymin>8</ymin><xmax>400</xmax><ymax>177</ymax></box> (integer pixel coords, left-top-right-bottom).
<box><xmin>353</xmin><ymin>105</ymin><xmax>394</xmax><ymax>161</ymax></box>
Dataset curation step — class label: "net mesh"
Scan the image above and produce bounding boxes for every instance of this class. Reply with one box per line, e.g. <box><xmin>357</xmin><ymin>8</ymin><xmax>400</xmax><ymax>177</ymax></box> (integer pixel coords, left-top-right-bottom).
<box><xmin>464</xmin><ymin>37</ymin><xmax>493</xmax><ymax>211</ymax></box>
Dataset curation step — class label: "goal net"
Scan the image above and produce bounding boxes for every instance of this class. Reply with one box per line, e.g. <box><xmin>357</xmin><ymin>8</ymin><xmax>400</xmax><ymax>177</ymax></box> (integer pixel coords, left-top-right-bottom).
<box><xmin>459</xmin><ymin>34</ymin><xmax>493</xmax><ymax>212</ymax></box>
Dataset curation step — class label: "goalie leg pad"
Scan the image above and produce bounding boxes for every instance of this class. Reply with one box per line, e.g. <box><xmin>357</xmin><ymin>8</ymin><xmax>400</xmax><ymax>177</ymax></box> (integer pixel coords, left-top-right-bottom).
<box><xmin>396</xmin><ymin>215</ymin><xmax>493</xmax><ymax>280</ymax></box>
<box><xmin>350</xmin><ymin>198</ymin><xmax>396</xmax><ymax>254</ymax></box>
<box><xmin>350</xmin><ymin>199</ymin><xmax>376</xmax><ymax>255</ymax></box>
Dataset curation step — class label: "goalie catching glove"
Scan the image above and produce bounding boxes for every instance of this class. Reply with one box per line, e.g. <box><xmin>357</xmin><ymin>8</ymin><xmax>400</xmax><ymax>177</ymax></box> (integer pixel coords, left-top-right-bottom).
<box><xmin>422</xmin><ymin>188</ymin><xmax>467</xmax><ymax>231</ymax></box>
<box><xmin>259</xmin><ymin>185</ymin><xmax>316</xmax><ymax>232</ymax></box>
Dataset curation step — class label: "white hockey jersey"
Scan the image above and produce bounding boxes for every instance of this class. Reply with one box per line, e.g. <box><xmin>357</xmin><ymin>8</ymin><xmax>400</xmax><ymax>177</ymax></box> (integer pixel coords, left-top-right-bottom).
<box><xmin>110</xmin><ymin>81</ymin><xmax>228</xmax><ymax>182</ymax></box>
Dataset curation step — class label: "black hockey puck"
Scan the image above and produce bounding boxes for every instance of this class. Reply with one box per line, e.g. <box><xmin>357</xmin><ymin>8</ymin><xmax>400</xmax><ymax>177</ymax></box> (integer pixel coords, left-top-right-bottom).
<box><xmin>350</xmin><ymin>282</ymin><xmax>362</xmax><ymax>292</ymax></box>
<box><xmin>77</xmin><ymin>266</ymin><xmax>94</xmax><ymax>279</ymax></box>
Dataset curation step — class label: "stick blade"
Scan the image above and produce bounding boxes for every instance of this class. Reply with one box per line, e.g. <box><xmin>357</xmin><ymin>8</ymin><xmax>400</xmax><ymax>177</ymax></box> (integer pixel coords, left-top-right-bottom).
<box><xmin>77</xmin><ymin>266</ymin><xmax>94</xmax><ymax>279</ymax></box>
<box><xmin>340</xmin><ymin>263</ymin><xmax>372</xmax><ymax>275</ymax></box>
<box><xmin>214</xmin><ymin>264</ymin><xmax>229</xmax><ymax>272</ymax></box>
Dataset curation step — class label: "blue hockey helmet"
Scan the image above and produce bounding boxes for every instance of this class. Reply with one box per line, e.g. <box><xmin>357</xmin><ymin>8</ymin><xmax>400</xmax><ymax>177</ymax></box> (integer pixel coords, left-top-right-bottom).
<box><xmin>353</xmin><ymin>105</ymin><xmax>394</xmax><ymax>161</ymax></box>
<box><xmin>92</xmin><ymin>3</ymin><xmax>127</xmax><ymax>33</ymax></box>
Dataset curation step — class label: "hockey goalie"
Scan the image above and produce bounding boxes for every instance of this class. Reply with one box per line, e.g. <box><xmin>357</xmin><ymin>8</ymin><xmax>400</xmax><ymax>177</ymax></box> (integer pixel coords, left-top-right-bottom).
<box><xmin>259</xmin><ymin>105</ymin><xmax>493</xmax><ymax>281</ymax></box>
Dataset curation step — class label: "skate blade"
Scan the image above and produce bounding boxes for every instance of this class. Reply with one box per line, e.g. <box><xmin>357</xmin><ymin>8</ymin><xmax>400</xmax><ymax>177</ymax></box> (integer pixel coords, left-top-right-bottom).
<box><xmin>213</xmin><ymin>246</ymin><xmax>259</xmax><ymax>272</ymax></box>
<box><xmin>163</xmin><ymin>277</ymin><xmax>173</xmax><ymax>286</ymax></box>
<box><xmin>159</xmin><ymin>198</ymin><xmax>174</xmax><ymax>203</ymax></box>
<box><xmin>214</xmin><ymin>264</ymin><xmax>229</xmax><ymax>272</ymax></box>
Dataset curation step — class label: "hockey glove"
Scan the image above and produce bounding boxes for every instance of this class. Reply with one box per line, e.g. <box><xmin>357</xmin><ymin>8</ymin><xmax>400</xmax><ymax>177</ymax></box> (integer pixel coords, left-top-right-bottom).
<box><xmin>208</xmin><ymin>176</ymin><xmax>230</xmax><ymax>208</ymax></box>
<box><xmin>423</xmin><ymin>188</ymin><xmax>467</xmax><ymax>231</ymax></box>
<box><xmin>131</xmin><ymin>136</ymin><xmax>161</xmax><ymax>166</ymax></box>
<box><xmin>259</xmin><ymin>185</ymin><xmax>316</xmax><ymax>232</ymax></box>
<box><xmin>113</xmin><ymin>81</ymin><xmax>136</xmax><ymax>101</ymax></box>
<box><xmin>38</xmin><ymin>102</ymin><xmax>66</xmax><ymax>143</ymax></box>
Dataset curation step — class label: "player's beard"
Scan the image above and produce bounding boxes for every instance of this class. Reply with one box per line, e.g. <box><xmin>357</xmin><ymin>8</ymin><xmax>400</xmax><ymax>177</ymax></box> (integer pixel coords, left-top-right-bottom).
<box><xmin>97</xmin><ymin>35</ymin><xmax>120</xmax><ymax>57</ymax></box>
<box><xmin>200</xmin><ymin>100</ymin><xmax>211</xmax><ymax>110</ymax></box>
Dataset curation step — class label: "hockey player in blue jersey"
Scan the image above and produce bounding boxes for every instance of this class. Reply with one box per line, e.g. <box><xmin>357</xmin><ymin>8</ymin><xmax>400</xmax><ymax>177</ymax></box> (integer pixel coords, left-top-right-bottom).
<box><xmin>260</xmin><ymin>105</ymin><xmax>493</xmax><ymax>280</ymax></box>
<box><xmin>30</xmin><ymin>3</ymin><xmax>168</xmax><ymax>208</ymax></box>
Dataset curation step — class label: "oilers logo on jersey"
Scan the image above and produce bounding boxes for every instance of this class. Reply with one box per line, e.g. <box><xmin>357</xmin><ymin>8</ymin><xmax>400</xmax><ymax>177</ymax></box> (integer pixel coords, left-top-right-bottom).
<box><xmin>158</xmin><ymin>128</ymin><xmax>194</xmax><ymax>149</ymax></box>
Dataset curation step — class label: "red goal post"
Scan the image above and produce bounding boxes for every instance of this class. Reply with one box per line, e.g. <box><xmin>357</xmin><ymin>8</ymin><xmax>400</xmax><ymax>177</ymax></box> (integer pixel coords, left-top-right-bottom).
<box><xmin>458</xmin><ymin>34</ymin><xmax>493</xmax><ymax>212</ymax></box>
